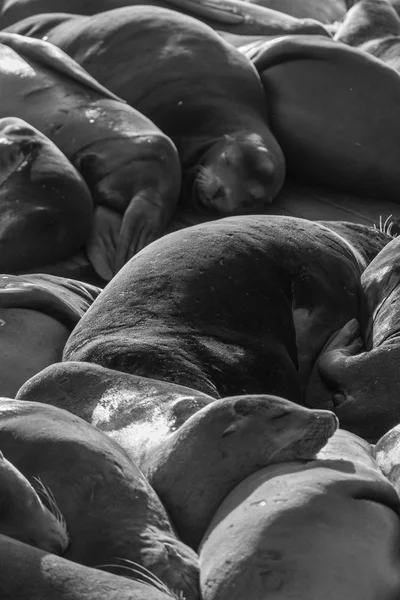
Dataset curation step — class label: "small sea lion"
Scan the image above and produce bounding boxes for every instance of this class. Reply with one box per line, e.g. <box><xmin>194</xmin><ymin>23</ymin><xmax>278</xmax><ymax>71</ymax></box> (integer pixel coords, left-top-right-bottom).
<box><xmin>0</xmin><ymin>272</ymin><xmax>100</xmax><ymax>397</ymax></box>
<box><xmin>199</xmin><ymin>429</ymin><xmax>400</xmax><ymax>600</ymax></box>
<box><xmin>245</xmin><ymin>34</ymin><xmax>400</xmax><ymax>202</ymax></box>
<box><xmin>0</xmin><ymin>398</ymin><xmax>199</xmax><ymax>599</ymax></box>
<box><xmin>306</xmin><ymin>234</ymin><xmax>400</xmax><ymax>442</ymax></box>
<box><xmin>9</xmin><ymin>7</ymin><xmax>286</xmax><ymax>220</ymax></box>
<box><xmin>0</xmin><ymin>116</ymin><xmax>93</xmax><ymax>273</ymax></box>
<box><xmin>0</xmin><ymin>451</ymin><xmax>68</xmax><ymax>555</ymax></box>
<box><xmin>0</xmin><ymin>32</ymin><xmax>181</xmax><ymax>280</ymax></box>
<box><xmin>63</xmin><ymin>216</ymin><xmax>365</xmax><ymax>400</ymax></box>
<box><xmin>0</xmin><ymin>534</ymin><xmax>181</xmax><ymax>600</ymax></box>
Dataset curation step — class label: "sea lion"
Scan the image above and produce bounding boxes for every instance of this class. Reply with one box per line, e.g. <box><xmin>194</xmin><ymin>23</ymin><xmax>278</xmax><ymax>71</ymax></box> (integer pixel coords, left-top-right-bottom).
<box><xmin>335</xmin><ymin>0</ymin><xmax>400</xmax><ymax>76</ymax></box>
<box><xmin>15</xmin><ymin>372</ymin><xmax>338</xmax><ymax>550</ymax></box>
<box><xmin>0</xmin><ymin>535</ymin><xmax>180</xmax><ymax>600</ymax></box>
<box><xmin>0</xmin><ymin>451</ymin><xmax>68</xmax><ymax>555</ymax></box>
<box><xmin>0</xmin><ymin>0</ymin><xmax>329</xmax><ymax>37</ymax></box>
<box><xmin>305</xmin><ymin>233</ymin><xmax>400</xmax><ymax>443</ymax></box>
<box><xmin>0</xmin><ymin>32</ymin><xmax>181</xmax><ymax>281</ymax></box>
<box><xmin>63</xmin><ymin>215</ymin><xmax>365</xmax><ymax>400</ymax></box>
<box><xmin>334</xmin><ymin>0</ymin><xmax>400</xmax><ymax>47</ymax></box>
<box><xmin>243</xmin><ymin>34</ymin><xmax>400</xmax><ymax>202</ymax></box>
<box><xmin>8</xmin><ymin>6</ymin><xmax>286</xmax><ymax>222</ymax></box>
<box><xmin>199</xmin><ymin>429</ymin><xmax>400</xmax><ymax>600</ymax></box>
<box><xmin>0</xmin><ymin>272</ymin><xmax>100</xmax><ymax>397</ymax></box>
<box><xmin>0</xmin><ymin>116</ymin><xmax>93</xmax><ymax>273</ymax></box>
<box><xmin>0</xmin><ymin>398</ymin><xmax>199</xmax><ymax>599</ymax></box>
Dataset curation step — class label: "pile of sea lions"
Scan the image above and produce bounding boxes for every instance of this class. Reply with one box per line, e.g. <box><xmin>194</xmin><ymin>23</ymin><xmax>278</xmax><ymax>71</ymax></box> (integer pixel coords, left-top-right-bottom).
<box><xmin>2</xmin><ymin>0</ymin><xmax>400</xmax><ymax>598</ymax></box>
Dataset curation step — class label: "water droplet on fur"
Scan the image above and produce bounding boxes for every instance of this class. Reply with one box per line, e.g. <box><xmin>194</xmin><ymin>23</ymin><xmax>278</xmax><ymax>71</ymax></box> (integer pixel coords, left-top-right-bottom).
<box><xmin>177</xmin><ymin>101</ymin><xmax>183</xmax><ymax>106</ymax></box>
<box><xmin>42</xmin><ymin>36</ymin><xmax>48</xmax><ymax>41</ymax></box>
<box><xmin>0</xmin><ymin>320</ymin><xmax>6</xmax><ymax>327</ymax></box>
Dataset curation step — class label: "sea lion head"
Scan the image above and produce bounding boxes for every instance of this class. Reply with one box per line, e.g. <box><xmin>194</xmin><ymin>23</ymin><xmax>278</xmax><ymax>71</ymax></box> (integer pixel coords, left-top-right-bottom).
<box><xmin>192</xmin><ymin>132</ymin><xmax>284</xmax><ymax>215</ymax></box>
<box><xmin>0</xmin><ymin>450</ymin><xmax>69</xmax><ymax>555</ymax></box>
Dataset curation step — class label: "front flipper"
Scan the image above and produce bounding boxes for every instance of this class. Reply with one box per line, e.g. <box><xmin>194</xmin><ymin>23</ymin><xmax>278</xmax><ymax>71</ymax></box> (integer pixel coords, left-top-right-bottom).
<box><xmin>305</xmin><ymin>318</ymin><xmax>364</xmax><ymax>409</ymax></box>
<box><xmin>113</xmin><ymin>189</ymin><xmax>167</xmax><ymax>274</ymax></box>
<box><xmin>85</xmin><ymin>205</ymin><xmax>121</xmax><ymax>282</ymax></box>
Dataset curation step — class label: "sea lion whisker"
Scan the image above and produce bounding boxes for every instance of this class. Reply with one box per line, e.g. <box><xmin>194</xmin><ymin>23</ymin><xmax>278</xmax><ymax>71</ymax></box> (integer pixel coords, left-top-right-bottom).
<box><xmin>114</xmin><ymin>558</ymin><xmax>173</xmax><ymax>594</ymax></box>
<box><xmin>33</xmin><ymin>476</ymin><xmax>69</xmax><ymax>543</ymax></box>
<box><xmin>96</xmin><ymin>563</ymin><xmax>174</xmax><ymax>596</ymax></box>
<box><xmin>383</xmin><ymin>214</ymin><xmax>393</xmax><ymax>234</ymax></box>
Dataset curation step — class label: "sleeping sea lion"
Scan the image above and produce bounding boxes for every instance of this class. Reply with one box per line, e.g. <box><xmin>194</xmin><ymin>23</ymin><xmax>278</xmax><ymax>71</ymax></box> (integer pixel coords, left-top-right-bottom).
<box><xmin>0</xmin><ymin>398</ymin><xmax>199</xmax><ymax>599</ymax></box>
<box><xmin>62</xmin><ymin>215</ymin><xmax>365</xmax><ymax>400</ymax></box>
<box><xmin>199</xmin><ymin>428</ymin><xmax>400</xmax><ymax>600</ymax></box>
<box><xmin>0</xmin><ymin>32</ymin><xmax>181</xmax><ymax>280</ymax></box>
<box><xmin>306</xmin><ymin>233</ymin><xmax>400</xmax><ymax>442</ymax></box>
<box><xmin>0</xmin><ymin>272</ymin><xmax>100</xmax><ymax>397</ymax></box>
<box><xmin>0</xmin><ymin>116</ymin><xmax>93</xmax><ymax>273</ymax></box>
<box><xmin>7</xmin><ymin>7</ymin><xmax>286</xmax><ymax>224</ymax></box>
<box><xmin>244</xmin><ymin>34</ymin><xmax>400</xmax><ymax>202</ymax></box>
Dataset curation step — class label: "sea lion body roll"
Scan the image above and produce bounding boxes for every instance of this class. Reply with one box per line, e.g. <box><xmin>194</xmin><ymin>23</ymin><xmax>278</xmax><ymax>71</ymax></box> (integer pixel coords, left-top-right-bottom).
<box><xmin>247</xmin><ymin>34</ymin><xmax>400</xmax><ymax>201</ymax></box>
<box><xmin>16</xmin><ymin>6</ymin><xmax>286</xmax><ymax>218</ymax></box>
<box><xmin>0</xmin><ymin>32</ymin><xmax>181</xmax><ymax>280</ymax></box>
<box><xmin>199</xmin><ymin>429</ymin><xmax>400</xmax><ymax>600</ymax></box>
<box><xmin>0</xmin><ymin>399</ymin><xmax>199</xmax><ymax>599</ymax></box>
<box><xmin>0</xmin><ymin>116</ymin><xmax>93</xmax><ymax>272</ymax></box>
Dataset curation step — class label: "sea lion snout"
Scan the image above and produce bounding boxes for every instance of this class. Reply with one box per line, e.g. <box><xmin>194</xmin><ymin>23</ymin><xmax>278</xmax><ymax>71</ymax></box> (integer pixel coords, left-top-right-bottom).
<box><xmin>307</xmin><ymin>409</ymin><xmax>339</xmax><ymax>438</ymax></box>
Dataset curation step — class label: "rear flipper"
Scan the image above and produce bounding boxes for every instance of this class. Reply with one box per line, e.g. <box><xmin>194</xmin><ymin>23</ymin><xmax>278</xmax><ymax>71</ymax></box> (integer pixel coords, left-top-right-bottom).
<box><xmin>85</xmin><ymin>205</ymin><xmax>121</xmax><ymax>282</ymax></box>
<box><xmin>305</xmin><ymin>318</ymin><xmax>364</xmax><ymax>409</ymax></box>
<box><xmin>113</xmin><ymin>189</ymin><xmax>167</xmax><ymax>274</ymax></box>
